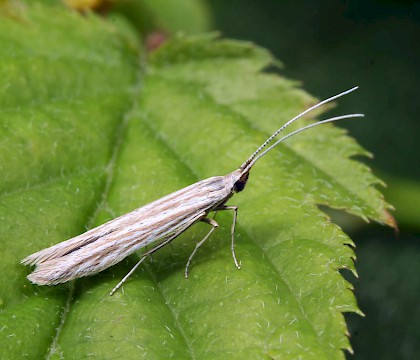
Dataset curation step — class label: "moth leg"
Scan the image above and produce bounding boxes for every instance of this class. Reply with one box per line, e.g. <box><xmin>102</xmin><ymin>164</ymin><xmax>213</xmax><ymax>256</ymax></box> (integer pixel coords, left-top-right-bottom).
<box><xmin>110</xmin><ymin>234</ymin><xmax>185</xmax><ymax>296</ymax></box>
<box><xmin>110</xmin><ymin>212</ymin><xmax>205</xmax><ymax>296</ymax></box>
<box><xmin>214</xmin><ymin>205</ymin><xmax>241</xmax><ymax>270</ymax></box>
<box><xmin>185</xmin><ymin>218</ymin><xmax>218</xmax><ymax>278</ymax></box>
<box><xmin>109</xmin><ymin>256</ymin><xmax>148</xmax><ymax>296</ymax></box>
<box><xmin>110</xmin><ymin>234</ymin><xmax>187</xmax><ymax>296</ymax></box>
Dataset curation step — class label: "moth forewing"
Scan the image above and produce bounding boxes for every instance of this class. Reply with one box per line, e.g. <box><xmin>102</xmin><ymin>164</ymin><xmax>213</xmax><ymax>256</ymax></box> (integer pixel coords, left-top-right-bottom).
<box><xmin>22</xmin><ymin>170</ymin><xmax>243</xmax><ymax>286</ymax></box>
<box><xmin>22</xmin><ymin>87</ymin><xmax>363</xmax><ymax>294</ymax></box>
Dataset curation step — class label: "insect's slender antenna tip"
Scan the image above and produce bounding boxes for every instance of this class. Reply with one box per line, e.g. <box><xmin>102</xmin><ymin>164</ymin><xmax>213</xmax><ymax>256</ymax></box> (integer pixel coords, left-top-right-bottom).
<box><xmin>240</xmin><ymin>86</ymin><xmax>361</xmax><ymax>172</ymax></box>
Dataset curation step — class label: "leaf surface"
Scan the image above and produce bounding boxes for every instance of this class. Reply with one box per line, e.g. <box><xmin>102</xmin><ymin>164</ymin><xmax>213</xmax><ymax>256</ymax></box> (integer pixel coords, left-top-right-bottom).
<box><xmin>0</xmin><ymin>3</ymin><xmax>392</xmax><ymax>359</ymax></box>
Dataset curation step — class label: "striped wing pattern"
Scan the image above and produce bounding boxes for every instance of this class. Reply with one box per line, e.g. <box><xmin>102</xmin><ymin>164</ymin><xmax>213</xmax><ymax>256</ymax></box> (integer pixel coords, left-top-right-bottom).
<box><xmin>22</xmin><ymin>174</ymin><xmax>237</xmax><ymax>285</ymax></box>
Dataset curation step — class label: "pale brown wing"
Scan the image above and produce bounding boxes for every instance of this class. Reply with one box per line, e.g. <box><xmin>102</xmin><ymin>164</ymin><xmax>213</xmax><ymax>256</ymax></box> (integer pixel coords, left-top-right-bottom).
<box><xmin>22</xmin><ymin>173</ymin><xmax>238</xmax><ymax>285</ymax></box>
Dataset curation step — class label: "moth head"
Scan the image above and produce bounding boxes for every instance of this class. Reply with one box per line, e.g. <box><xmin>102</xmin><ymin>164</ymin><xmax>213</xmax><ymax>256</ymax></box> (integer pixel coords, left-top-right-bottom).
<box><xmin>233</xmin><ymin>171</ymin><xmax>250</xmax><ymax>193</ymax></box>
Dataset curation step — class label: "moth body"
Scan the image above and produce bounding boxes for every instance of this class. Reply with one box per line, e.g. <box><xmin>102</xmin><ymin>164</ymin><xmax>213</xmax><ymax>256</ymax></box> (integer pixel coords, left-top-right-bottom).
<box><xmin>21</xmin><ymin>87</ymin><xmax>363</xmax><ymax>294</ymax></box>
<box><xmin>22</xmin><ymin>169</ymin><xmax>245</xmax><ymax>285</ymax></box>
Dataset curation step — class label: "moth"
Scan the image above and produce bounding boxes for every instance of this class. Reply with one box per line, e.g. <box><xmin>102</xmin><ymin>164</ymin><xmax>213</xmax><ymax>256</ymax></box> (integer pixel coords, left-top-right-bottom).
<box><xmin>22</xmin><ymin>87</ymin><xmax>363</xmax><ymax>295</ymax></box>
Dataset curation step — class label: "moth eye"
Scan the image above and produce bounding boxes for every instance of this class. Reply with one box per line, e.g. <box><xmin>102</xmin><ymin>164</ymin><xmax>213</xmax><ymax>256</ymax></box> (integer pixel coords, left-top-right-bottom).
<box><xmin>234</xmin><ymin>180</ymin><xmax>246</xmax><ymax>192</ymax></box>
<box><xmin>234</xmin><ymin>172</ymin><xmax>250</xmax><ymax>192</ymax></box>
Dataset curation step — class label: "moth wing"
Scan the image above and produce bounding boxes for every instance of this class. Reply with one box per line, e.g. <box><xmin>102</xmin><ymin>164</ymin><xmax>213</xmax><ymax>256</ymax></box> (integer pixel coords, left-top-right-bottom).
<box><xmin>24</xmin><ymin>212</ymin><xmax>205</xmax><ymax>285</ymax></box>
<box><xmin>21</xmin><ymin>222</ymin><xmax>121</xmax><ymax>266</ymax></box>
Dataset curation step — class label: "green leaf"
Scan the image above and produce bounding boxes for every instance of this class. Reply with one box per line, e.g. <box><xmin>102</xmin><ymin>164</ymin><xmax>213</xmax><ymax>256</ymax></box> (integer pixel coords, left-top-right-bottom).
<box><xmin>111</xmin><ymin>0</ymin><xmax>212</xmax><ymax>35</ymax></box>
<box><xmin>0</xmin><ymin>3</ymin><xmax>392</xmax><ymax>359</ymax></box>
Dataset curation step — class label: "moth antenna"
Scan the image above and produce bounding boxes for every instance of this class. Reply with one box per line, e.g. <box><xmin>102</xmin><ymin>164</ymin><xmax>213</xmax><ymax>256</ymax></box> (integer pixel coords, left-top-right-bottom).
<box><xmin>245</xmin><ymin>113</ymin><xmax>364</xmax><ymax>171</ymax></box>
<box><xmin>240</xmin><ymin>86</ymin><xmax>360</xmax><ymax>171</ymax></box>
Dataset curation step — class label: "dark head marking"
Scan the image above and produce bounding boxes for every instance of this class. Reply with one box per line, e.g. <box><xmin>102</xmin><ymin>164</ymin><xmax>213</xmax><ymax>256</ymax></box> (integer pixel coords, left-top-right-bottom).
<box><xmin>234</xmin><ymin>172</ymin><xmax>250</xmax><ymax>192</ymax></box>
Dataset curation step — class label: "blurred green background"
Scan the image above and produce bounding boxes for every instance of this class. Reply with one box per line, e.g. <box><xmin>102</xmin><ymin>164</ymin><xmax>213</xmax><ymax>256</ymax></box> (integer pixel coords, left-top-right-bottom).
<box><xmin>207</xmin><ymin>1</ymin><xmax>420</xmax><ymax>359</ymax></box>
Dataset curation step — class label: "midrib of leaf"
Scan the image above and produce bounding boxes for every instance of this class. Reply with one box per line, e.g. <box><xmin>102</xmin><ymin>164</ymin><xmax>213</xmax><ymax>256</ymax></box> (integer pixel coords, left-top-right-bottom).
<box><xmin>45</xmin><ymin>79</ymin><xmax>143</xmax><ymax>359</ymax></box>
